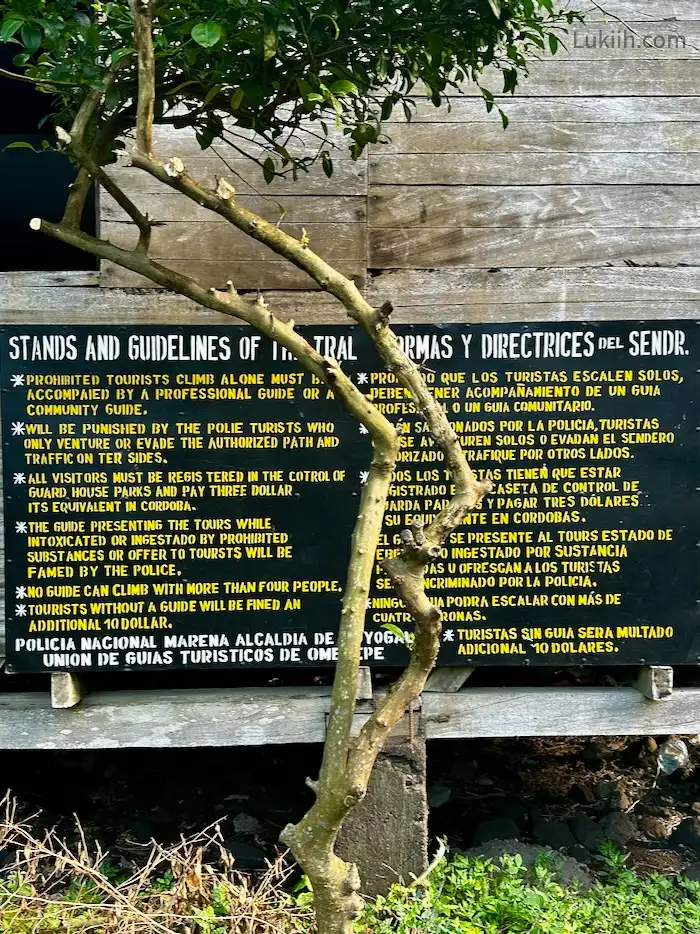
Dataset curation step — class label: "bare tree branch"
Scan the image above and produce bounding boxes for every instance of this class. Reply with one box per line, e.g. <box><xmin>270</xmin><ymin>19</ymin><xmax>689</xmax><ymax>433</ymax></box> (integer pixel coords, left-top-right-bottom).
<box><xmin>129</xmin><ymin>0</ymin><xmax>156</xmax><ymax>154</ymax></box>
<box><xmin>31</xmin><ymin>218</ymin><xmax>394</xmax><ymax>444</ymax></box>
<box><xmin>0</xmin><ymin>65</ymin><xmax>82</xmax><ymax>87</ymax></box>
<box><xmin>122</xmin><ymin>156</ymin><xmax>491</xmax><ymax>897</ymax></box>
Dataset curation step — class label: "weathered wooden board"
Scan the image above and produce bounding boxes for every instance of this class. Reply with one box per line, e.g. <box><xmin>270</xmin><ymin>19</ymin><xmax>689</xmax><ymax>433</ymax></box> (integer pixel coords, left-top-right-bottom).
<box><xmin>379</xmin><ymin>122</ymin><xmax>700</xmax><ymax>154</ymax></box>
<box><xmin>370</xmin><ymin>185</ymin><xmax>700</xmax><ymax>229</ymax></box>
<box><xmin>0</xmin><ymin>284</ymin><xmax>339</xmax><ymax>320</ymax></box>
<box><xmin>367</xmin><ymin>267</ymin><xmax>700</xmax><ymax>305</ymax></box>
<box><xmin>148</xmin><ymin>123</ymin><xmax>356</xmax><ymax>160</ymax></box>
<box><xmin>575</xmin><ymin>2</ymin><xmax>700</xmax><ymax>21</ymax></box>
<box><xmin>369</xmin><ymin>226</ymin><xmax>700</xmax><ymax>268</ymax></box>
<box><xmin>367</xmin><ymin>300</ymin><xmax>700</xmax><ymax>323</ymax></box>
<box><xmin>369</xmin><ymin>152</ymin><xmax>700</xmax><ymax>185</ymax></box>
<box><xmin>447</xmin><ymin>61</ymin><xmax>700</xmax><ymax>97</ymax></box>
<box><xmin>102</xmin><ymin>192</ymin><xmax>367</xmax><ymax>224</ymax></box>
<box><xmin>551</xmin><ymin>22</ymin><xmax>698</xmax><ymax>59</ymax></box>
<box><xmin>423</xmin><ymin>688</ymin><xmax>700</xmax><ymax>739</ymax></box>
<box><xmin>102</xmin><ymin>221</ymin><xmax>366</xmax><ymax>262</ymax></box>
<box><xmin>0</xmin><ymin>271</ymin><xmax>100</xmax><ymax>288</ymax></box>
<box><xmin>109</xmin><ymin>157</ymin><xmax>366</xmax><ymax>197</ymax></box>
<box><xmin>386</xmin><ymin>97</ymin><xmax>700</xmax><ymax>124</ymax></box>
<box><xmin>0</xmin><ymin>687</ymin><xmax>342</xmax><ymax>748</ymax></box>
<box><xmin>3</xmin><ymin>284</ymin><xmax>700</xmax><ymax>323</ymax></box>
<box><xmin>2</xmin><ymin>686</ymin><xmax>700</xmax><ymax>748</ymax></box>
<box><xmin>100</xmin><ymin>259</ymin><xmax>365</xmax><ymax>289</ymax></box>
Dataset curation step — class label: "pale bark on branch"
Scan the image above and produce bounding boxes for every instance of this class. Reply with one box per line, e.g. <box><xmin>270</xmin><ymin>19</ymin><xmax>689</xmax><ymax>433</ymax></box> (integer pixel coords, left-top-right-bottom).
<box><xmin>30</xmin><ymin>10</ymin><xmax>493</xmax><ymax>934</ymax></box>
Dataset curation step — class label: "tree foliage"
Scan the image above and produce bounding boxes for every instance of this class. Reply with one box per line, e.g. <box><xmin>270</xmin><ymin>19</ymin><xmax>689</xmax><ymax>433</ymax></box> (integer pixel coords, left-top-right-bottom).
<box><xmin>1</xmin><ymin>0</ymin><xmax>579</xmax><ymax>173</ymax></box>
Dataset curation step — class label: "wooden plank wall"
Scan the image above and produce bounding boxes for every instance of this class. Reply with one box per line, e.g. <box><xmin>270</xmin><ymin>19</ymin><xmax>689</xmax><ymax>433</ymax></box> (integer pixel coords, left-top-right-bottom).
<box><xmin>101</xmin><ymin>0</ymin><xmax>700</xmax><ymax>324</ymax></box>
<box><xmin>101</xmin><ymin>125</ymin><xmax>369</xmax><ymax>289</ymax></box>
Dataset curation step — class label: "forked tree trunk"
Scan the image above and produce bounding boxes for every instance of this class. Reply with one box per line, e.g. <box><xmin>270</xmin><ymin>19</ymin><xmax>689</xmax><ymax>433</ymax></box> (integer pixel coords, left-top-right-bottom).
<box><xmin>30</xmin><ymin>7</ymin><xmax>492</xmax><ymax>930</ymax></box>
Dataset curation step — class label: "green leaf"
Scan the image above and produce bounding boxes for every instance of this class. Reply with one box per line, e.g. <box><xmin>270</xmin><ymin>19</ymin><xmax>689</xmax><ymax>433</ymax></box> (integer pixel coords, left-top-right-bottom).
<box><xmin>262</xmin><ymin>156</ymin><xmax>275</xmax><ymax>184</ymax></box>
<box><xmin>263</xmin><ymin>28</ymin><xmax>277</xmax><ymax>61</ymax></box>
<box><xmin>20</xmin><ymin>22</ymin><xmax>42</xmax><ymax>52</ymax></box>
<box><xmin>3</xmin><ymin>141</ymin><xmax>37</xmax><ymax>151</ymax></box>
<box><xmin>191</xmin><ymin>22</ymin><xmax>223</xmax><ymax>48</ymax></box>
<box><xmin>110</xmin><ymin>47</ymin><xmax>135</xmax><ymax>64</ymax></box>
<box><xmin>487</xmin><ymin>0</ymin><xmax>502</xmax><ymax>17</ymax></box>
<box><xmin>0</xmin><ymin>17</ymin><xmax>24</xmax><ymax>41</ymax></box>
<box><xmin>380</xmin><ymin>96</ymin><xmax>394</xmax><ymax>121</ymax></box>
<box><xmin>321</xmin><ymin>151</ymin><xmax>333</xmax><ymax>178</ymax></box>
<box><xmin>548</xmin><ymin>32</ymin><xmax>559</xmax><ymax>55</ymax></box>
<box><xmin>382</xmin><ymin>623</ymin><xmax>413</xmax><ymax>647</ymax></box>
<box><xmin>73</xmin><ymin>12</ymin><xmax>91</xmax><ymax>27</ymax></box>
<box><xmin>104</xmin><ymin>84</ymin><xmax>121</xmax><ymax>112</ymax></box>
<box><xmin>202</xmin><ymin>85</ymin><xmax>221</xmax><ymax>106</ymax></box>
<box><xmin>229</xmin><ymin>88</ymin><xmax>245</xmax><ymax>111</ymax></box>
<box><xmin>195</xmin><ymin>126</ymin><xmax>215</xmax><ymax>149</ymax></box>
<box><xmin>329</xmin><ymin>79</ymin><xmax>359</xmax><ymax>97</ymax></box>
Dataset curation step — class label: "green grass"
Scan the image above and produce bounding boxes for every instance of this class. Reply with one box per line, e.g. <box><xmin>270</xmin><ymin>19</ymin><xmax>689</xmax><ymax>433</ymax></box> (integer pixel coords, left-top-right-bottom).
<box><xmin>3</xmin><ymin>848</ymin><xmax>700</xmax><ymax>933</ymax></box>
<box><xmin>359</xmin><ymin>851</ymin><xmax>700</xmax><ymax>934</ymax></box>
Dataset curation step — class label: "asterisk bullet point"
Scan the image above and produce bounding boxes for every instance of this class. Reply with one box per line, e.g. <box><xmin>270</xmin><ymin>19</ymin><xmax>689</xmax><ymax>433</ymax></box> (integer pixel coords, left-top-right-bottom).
<box><xmin>357</xmin><ymin>373</ymin><xmax>368</xmax><ymax>385</ymax></box>
<box><xmin>15</xmin><ymin>604</ymin><xmax>26</xmax><ymax>617</ymax></box>
<box><xmin>11</xmin><ymin>421</ymin><xmax>26</xmax><ymax>436</ymax></box>
<box><xmin>15</xmin><ymin>521</ymin><xmax>27</xmax><ymax>533</ymax></box>
<box><xmin>359</xmin><ymin>424</ymin><xmax>369</xmax><ymax>434</ymax></box>
<box><xmin>13</xmin><ymin>473</ymin><xmax>26</xmax><ymax>484</ymax></box>
<box><xmin>10</xmin><ymin>374</ymin><xmax>24</xmax><ymax>387</ymax></box>
<box><xmin>15</xmin><ymin>586</ymin><xmax>27</xmax><ymax>599</ymax></box>
<box><xmin>359</xmin><ymin>470</ymin><xmax>369</xmax><ymax>484</ymax></box>
<box><xmin>443</xmin><ymin>629</ymin><xmax>455</xmax><ymax>642</ymax></box>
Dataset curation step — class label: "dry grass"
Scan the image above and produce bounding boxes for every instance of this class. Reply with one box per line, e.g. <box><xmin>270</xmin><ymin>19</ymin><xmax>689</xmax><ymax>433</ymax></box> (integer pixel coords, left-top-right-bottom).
<box><xmin>0</xmin><ymin>794</ymin><xmax>313</xmax><ymax>934</ymax></box>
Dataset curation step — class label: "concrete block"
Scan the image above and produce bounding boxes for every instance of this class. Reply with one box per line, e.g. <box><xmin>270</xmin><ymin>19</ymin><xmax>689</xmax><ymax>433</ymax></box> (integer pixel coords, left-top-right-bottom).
<box><xmin>337</xmin><ymin>726</ymin><xmax>428</xmax><ymax>896</ymax></box>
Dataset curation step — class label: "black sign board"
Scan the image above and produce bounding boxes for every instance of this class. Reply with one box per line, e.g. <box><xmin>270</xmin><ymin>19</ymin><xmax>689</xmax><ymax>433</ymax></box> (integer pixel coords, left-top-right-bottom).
<box><xmin>1</xmin><ymin>322</ymin><xmax>698</xmax><ymax>673</ymax></box>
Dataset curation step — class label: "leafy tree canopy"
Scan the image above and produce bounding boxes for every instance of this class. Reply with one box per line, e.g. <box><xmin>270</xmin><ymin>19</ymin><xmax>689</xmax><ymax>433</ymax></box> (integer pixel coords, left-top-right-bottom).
<box><xmin>1</xmin><ymin>0</ymin><xmax>578</xmax><ymax>175</ymax></box>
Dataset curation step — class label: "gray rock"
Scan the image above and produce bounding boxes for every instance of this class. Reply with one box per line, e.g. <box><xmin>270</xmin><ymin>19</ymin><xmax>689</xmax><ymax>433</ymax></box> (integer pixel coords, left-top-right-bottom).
<box><xmin>232</xmin><ymin>812</ymin><xmax>261</xmax><ymax>836</ymax></box>
<box><xmin>472</xmin><ymin>819</ymin><xmax>521</xmax><ymax>845</ymax></box>
<box><xmin>496</xmin><ymin>800</ymin><xmax>529</xmax><ymax>826</ymax></box>
<box><xmin>427</xmin><ymin>785</ymin><xmax>452</xmax><ymax>809</ymax></box>
<box><xmin>671</xmin><ymin>817</ymin><xmax>700</xmax><ymax>853</ymax></box>
<box><xmin>532</xmin><ymin>818</ymin><xmax>575</xmax><ymax>850</ymax></box>
<box><xmin>595</xmin><ymin>781</ymin><xmax>617</xmax><ymax>802</ymax></box>
<box><xmin>682</xmin><ymin>862</ymin><xmax>700</xmax><ymax>883</ymax></box>
<box><xmin>569</xmin><ymin>844</ymin><xmax>591</xmax><ymax>865</ymax></box>
<box><xmin>600</xmin><ymin>811</ymin><xmax>636</xmax><ymax>847</ymax></box>
<box><xmin>639</xmin><ymin>815</ymin><xmax>672</xmax><ymax>840</ymax></box>
<box><xmin>461</xmin><ymin>839</ymin><xmax>594</xmax><ymax>891</ymax></box>
<box><xmin>571</xmin><ymin>815</ymin><xmax>605</xmax><ymax>851</ymax></box>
